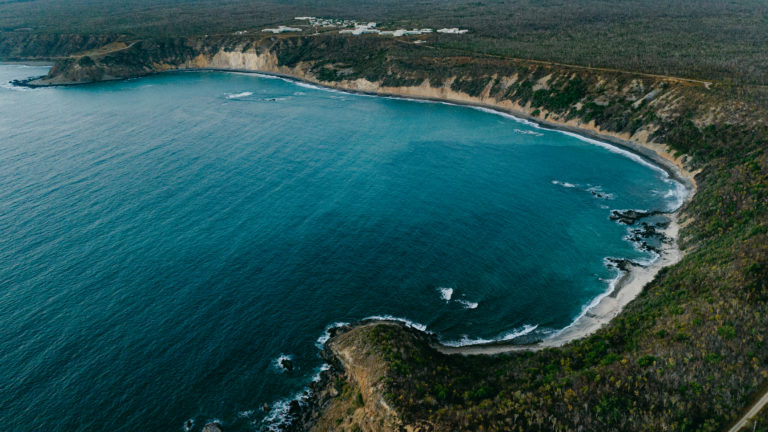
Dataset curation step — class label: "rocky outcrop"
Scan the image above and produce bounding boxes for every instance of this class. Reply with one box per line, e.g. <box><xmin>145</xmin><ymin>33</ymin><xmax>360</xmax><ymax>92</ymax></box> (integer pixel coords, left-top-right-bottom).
<box><xmin>283</xmin><ymin>322</ymin><xmax>436</xmax><ymax>432</ymax></box>
<box><xmin>201</xmin><ymin>422</ymin><xmax>223</xmax><ymax>432</ymax></box>
<box><xmin>609</xmin><ymin>209</ymin><xmax>661</xmax><ymax>225</ymax></box>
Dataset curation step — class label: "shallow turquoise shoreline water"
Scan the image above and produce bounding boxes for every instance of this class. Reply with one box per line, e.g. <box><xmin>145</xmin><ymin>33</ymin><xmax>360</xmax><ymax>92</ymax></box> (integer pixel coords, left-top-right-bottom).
<box><xmin>0</xmin><ymin>65</ymin><xmax>683</xmax><ymax>431</ymax></box>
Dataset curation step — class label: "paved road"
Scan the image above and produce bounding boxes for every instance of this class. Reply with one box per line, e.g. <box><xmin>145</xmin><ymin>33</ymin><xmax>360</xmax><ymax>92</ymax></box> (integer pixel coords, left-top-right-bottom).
<box><xmin>729</xmin><ymin>390</ymin><xmax>768</xmax><ymax>432</ymax></box>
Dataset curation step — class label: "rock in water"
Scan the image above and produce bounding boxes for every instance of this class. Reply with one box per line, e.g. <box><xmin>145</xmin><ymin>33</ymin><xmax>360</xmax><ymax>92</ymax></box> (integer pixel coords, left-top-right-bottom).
<box><xmin>202</xmin><ymin>422</ymin><xmax>223</xmax><ymax>432</ymax></box>
<box><xmin>280</xmin><ymin>358</ymin><xmax>294</xmax><ymax>372</ymax></box>
<box><xmin>609</xmin><ymin>209</ymin><xmax>657</xmax><ymax>225</ymax></box>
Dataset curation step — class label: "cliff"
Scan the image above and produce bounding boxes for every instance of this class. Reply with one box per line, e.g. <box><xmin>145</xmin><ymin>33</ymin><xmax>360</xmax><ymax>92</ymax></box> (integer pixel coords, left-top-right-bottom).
<box><xmin>288</xmin><ymin>323</ymin><xmax>432</xmax><ymax>432</ymax></box>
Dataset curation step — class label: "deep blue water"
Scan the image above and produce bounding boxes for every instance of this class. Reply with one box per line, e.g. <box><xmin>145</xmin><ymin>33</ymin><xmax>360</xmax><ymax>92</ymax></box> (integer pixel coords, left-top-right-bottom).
<box><xmin>0</xmin><ymin>65</ymin><xmax>684</xmax><ymax>431</ymax></box>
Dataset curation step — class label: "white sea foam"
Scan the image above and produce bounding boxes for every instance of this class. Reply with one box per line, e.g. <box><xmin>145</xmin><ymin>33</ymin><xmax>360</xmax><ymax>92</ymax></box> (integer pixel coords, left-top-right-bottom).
<box><xmin>560</xmin><ymin>130</ymin><xmax>664</xmax><ymax>173</ymax></box>
<box><xmin>437</xmin><ymin>101</ymin><xmax>688</xmax><ymax>211</ymax></box>
<box><xmin>663</xmin><ymin>177</ymin><xmax>688</xmax><ymax>210</ymax></box>
<box><xmin>238</xmin><ymin>410</ymin><xmax>255</xmax><ymax>418</ymax></box>
<box><xmin>312</xmin><ymin>363</ymin><xmax>330</xmax><ymax>382</ymax></box>
<box><xmin>632</xmin><ymin>251</ymin><xmax>660</xmax><ymax>267</ymax></box>
<box><xmin>550</xmin><ymin>270</ymin><xmax>624</xmax><ymax>339</ymax></box>
<box><xmin>457</xmin><ymin>299</ymin><xmax>479</xmax><ymax>309</ymax></box>
<box><xmin>315</xmin><ymin>321</ymin><xmax>349</xmax><ymax>348</ymax></box>
<box><xmin>470</xmin><ymin>106</ymin><xmax>542</xmax><ymax>128</ymax></box>
<box><xmin>262</xmin><ymin>395</ymin><xmax>299</xmax><ymax>431</ymax></box>
<box><xmin>293</xmin><ymin>80</ymin><xmax>336</xmax><ymax>92</ymax></box>
<box><xmin>183</xmin><ymin>418</ymin><xmax>194</xmax><ymax>431</ymax></box>
<box><xmin>514</xmin><ymin>128</ymin><xmax>544</xmax><ymax>136</ymax></box>
<box><xmin>558</xmin><ymin>131</ymin><xmax>689</xmax><ymax>209</ymax></box>
<box><xmin>1</xmin><ymin>81</ymin><xmax>33</xmax><ymax>91</ymax></box>
<box><xmin>246</xmin><ymin>72</ymin><xmax>281</xmax><ymax>80</ymax></box>
<box><xmin>262</xmin><ymin>362</ymin><xmax>334</xmax><ymax>429</ymax></box>
<box><xmin>274</xmin><ymin>354</ymin><xmax>293</xmax><ymax>372</ymax></box>
<box><xmin>247</xmin><ymin>72</ymin><xmax>347</xmax><ymax>94</ymax></box>
<box><xmin>438</xmin><ymin>287</ymin><xmax>454</xmax><ymax>301</ymax></box>
<box><xmin>586</xmin><ymin>185</ymin><xmax>615</xmax><ymax>199</ymax></box>
<box><xmin>225</xmin><ymin>91</ymin><xmax>253</xmax><ymax>99</ymax></box>
<box><xmin>550</xmin><ymin>247</ymin><xmax>663</xmax><ymax>339</ymax></box>
<box><xmin>443</xmin><ymin>324</ymin><xmax>539</xmax><ymax>347</ymax></box>
<box><xmin>382</xmin><ymin>95</ymin><xmax>435</xmax><ymax>104</ymax></box>
<box><xmin>552</xmin><ymin>180</ymin><xmax>577</xmax><ymax>188</ymax></box>
<box><xmin>228</xmin><ymin>70</ymin><xmax>686</xmax><ymax>213</ymax></box>
<box><xmin>363</xmin><ymin>315</ymin><xmax>429</xmax><ymax>332</ymax></box>
<box><xmin>261</xmin><ymin>376</ymin><xmax>324</xmax><ymax>431</ymax></box>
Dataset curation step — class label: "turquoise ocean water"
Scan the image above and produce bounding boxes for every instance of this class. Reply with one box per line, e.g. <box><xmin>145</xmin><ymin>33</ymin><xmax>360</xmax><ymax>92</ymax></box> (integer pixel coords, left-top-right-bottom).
<box><xmin>0</xmin><ymin>65</ymin><xmax>684</xmax><ymax>431</ymax></box>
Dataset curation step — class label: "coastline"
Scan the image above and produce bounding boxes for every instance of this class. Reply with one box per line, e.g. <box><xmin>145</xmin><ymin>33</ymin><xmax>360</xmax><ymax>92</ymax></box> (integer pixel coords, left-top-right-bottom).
<box><xmin>11</xmin><ymin>64</ymin><xmax>697</xmax><ymax>355</ymax></box>
<box><xmin>201</xmin><ymin>68</ymin><xmax>698</xmax><ymax>355</ymax></box>
<box><xmin>203</xmin><ymin>67</ymin><xmax>698</xmax><ymax>355</ymax></box>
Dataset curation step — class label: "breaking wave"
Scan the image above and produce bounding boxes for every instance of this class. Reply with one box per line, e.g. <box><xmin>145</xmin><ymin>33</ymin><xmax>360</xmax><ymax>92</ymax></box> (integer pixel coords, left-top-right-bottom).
<box><xmin>225</xmin><ymin>91</ymin><xmax>253</xmax><ymax>99</ymax></box>
<box><xmin>552</xmin><ymin>180</ymin><xmax>577</xmax><ymax>188</ymax></box>
<box><xmin>362</xmin><ymin>315</ymin><xmax>429</xmax><ymax>332</ymax></box>
<box><xmin>443</xmin><ymin>324</ymin><xmax>539</xmax><ymax>347</ymax></box>
<box><xmin>439</xmin><ymin>287</ymin><xmax>454</xmax><ymax>301</ymax></box>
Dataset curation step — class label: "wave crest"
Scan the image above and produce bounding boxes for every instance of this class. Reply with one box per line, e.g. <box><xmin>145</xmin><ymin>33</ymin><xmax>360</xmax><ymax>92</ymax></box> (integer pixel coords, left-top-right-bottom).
<box><xmin>443</xmin><ymin>324</ymin><xmax>539</xmax><ymax>347</ymax></box>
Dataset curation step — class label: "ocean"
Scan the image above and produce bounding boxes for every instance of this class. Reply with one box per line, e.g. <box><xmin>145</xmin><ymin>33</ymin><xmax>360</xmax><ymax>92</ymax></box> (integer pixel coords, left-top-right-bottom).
<box><xmin>0</xmin><ymin>64</ymin><xmax>685</xmax><ymax>431</ymax></box>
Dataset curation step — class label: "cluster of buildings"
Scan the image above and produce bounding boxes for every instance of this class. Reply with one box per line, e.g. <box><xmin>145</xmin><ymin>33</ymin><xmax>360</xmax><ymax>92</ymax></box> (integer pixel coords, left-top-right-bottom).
<box><xmin>261</xmin><ymin>26</ymin><xmax>304</xmax><ymax>34</ymax></box>
<box><xmin>338</xmin><ymin>22</ymin><xmax>434</xmax><ymax>37</ymax></box>
<box><xmin>253</xmin><ymin>17</ymin><xmax>469</xmax><ymax>37</ymax></box>
<box><xmin>294</xmin><ymin>17</ymin><xmax>357</xmax><ymax>28</ymax></box>
<box><xmin>436</xmin><ymin>28</ymin><xmax>469</xmax><ymax>34</ymax></box>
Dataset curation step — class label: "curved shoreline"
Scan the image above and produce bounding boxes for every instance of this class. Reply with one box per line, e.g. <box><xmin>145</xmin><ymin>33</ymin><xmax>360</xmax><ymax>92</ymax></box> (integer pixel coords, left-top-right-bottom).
<box><xmin>205</xmin><ymin>68</ymin><xmax>698</xmax><ymax>355</ymax></box>
<box><xmin>338</xmin><ymin>208</ymin><xmax>688</xmax><ymax>356</ymax></box>
<box><xmin>202</xmin><ymin>67</ymin><xmax>697</xmax><ymax>354</ymax></box>
<box><xmin>14</xmin><ymin>65</ymin><xmax>697</xmax><ymax>355</ymax></box>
